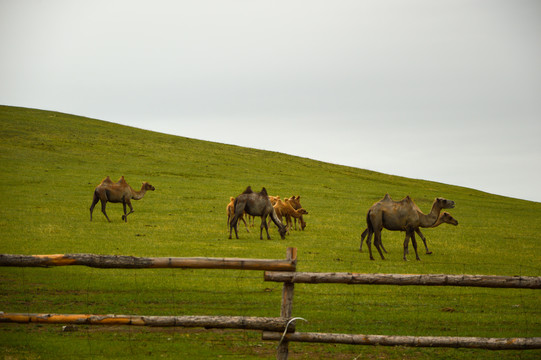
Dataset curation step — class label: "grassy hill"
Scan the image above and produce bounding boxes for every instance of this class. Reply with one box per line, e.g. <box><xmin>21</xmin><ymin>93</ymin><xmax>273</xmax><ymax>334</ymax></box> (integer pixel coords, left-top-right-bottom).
<box><xmin>0</xmin><ymin>105</ymin><xmax>539</xmax><ymax>359</ymax></box>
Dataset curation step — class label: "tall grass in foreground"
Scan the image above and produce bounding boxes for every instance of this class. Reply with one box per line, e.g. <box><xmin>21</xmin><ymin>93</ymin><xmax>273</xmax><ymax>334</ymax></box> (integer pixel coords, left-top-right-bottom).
<box><xmin>0</xmin><ymin>105</ymin><xmax>540</xmax><ymax>359</ymax></box>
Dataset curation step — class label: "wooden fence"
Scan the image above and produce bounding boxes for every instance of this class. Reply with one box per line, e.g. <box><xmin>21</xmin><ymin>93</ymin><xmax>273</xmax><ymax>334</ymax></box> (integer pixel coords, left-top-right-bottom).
<box><xmin>264</xmin><ymin>270</ymin><xmax>541</xmax><ymax>358</ymax></box>
<box><xmin>1</xmin><ymin>248</ymin><xmax>540</xmax><ymax>360</ymax></box>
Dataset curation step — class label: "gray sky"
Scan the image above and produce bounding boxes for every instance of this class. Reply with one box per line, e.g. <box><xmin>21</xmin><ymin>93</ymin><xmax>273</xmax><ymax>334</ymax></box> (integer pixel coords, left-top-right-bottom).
<box><xmin>2</xmin><ymin>1</ymin><xmax>540</xmax><ymax>202</ymax></box>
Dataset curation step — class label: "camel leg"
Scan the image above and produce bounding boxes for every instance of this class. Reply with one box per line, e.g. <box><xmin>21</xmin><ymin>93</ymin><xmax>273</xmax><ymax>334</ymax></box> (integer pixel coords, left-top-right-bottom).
<box><xmin>411</xmin><ymin>232</ymin><xmax>421</xmax><ymax>261</ymax></box>
<box><xmin>360</xmin><ymin>229</ymin><xmax>368</xmax><ymax>252</ymax></box>
<box><xmin>230</xmin><ymin>202</ymin><xmax>246</xmax><ymax>239</ymax></box>
<box><xmin>240</xmin><ymin>216</ymin><xmax>249</xmax><ymax>233</ymax></box>
<box><xmin>100</xmin><ymin>200</ymin><xmax>111</xmax><ymax>222</ymax></box>
<box><xmin>229</xmin><ymin>215</ymin><xmax>239</xmax><ymax>239</ymax></box>
<box><xmin>373</xmin><ymin>231</ymin><xmax>385</xmax><ymax>260</ymax></box>
<box><xmin>415</xmin><ymin>229</ymin><xmax>432</xmax><ymax>254</ymax></box>
<box><xmin>366</xmin><ymin>230</ymin><xmax>375</xmax><ymax>260</ymax></box>
<box><xmin>285</xmin><ymin>215</ymin><xmax>292</xmax><ymax>234</ymax></box>
<box><xmin>403</xmin><ymin>233</ymin><xmax>410</xmax><ymax>261</ymax></box>
<box><xmin>362</xmin><ymin>228</ymin><xmax>388</xmax><ymax>253</ymax></box>
<box><xmin>122</xmin><ymin>202</ymin><xmax>128</xmax><ymax>222</ymax></box>
<box><xmin>260</xmin><ymin>215</ymin><xmax>271</xmax><ymax>240</ymax></box>
<box><xmin>90</xmin><ymin>193</ymin><xmax>99</xmax><ymax>221</ymax></box>
<box><xmin>368</xmin><ymin>229</ymin><xmax>385</xmax><ymax>260</ymax></box>
<box><xmin>122</xmin><ymin>200</ymin><xmax>134</xmax><ymax>222</ymax></box>
<box><xmin>227</xmin><ymin>214</ymin><xmax>247</xmax><ymax>232</ymax></box>
<box><xmin>404</xmin><ymin>231</ymin><xmax>421</xmax><ymax>261</ymax></box>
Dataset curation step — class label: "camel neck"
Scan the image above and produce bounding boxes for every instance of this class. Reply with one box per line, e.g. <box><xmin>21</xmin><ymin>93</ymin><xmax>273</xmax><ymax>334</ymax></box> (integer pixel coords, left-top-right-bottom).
<box><xmin>418</xmin><ymin>203</ymin><xmax>441</xmax><ymax>227</ymax></box>
<box><xmin>429</xmin><ymin>214</ymin><xmax>445</xmax><ymax>228</ymax></box>
<box><xmin>132</xmin><ymin>187</ymin><xmax>147</xmax><ymax>200</ymax></box>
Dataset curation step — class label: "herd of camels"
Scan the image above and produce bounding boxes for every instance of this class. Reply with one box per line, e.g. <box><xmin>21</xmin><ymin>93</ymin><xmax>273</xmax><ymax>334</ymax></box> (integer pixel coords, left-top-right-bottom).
<box><xmin>90</xmin><ymin>177</ymin><xmax>458</xmax><ymax>261</ymax></box>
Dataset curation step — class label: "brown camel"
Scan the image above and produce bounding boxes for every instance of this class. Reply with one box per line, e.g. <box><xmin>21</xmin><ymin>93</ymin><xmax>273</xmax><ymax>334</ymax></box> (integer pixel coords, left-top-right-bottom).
<box><xmin>226</xmin><ymin>196</ymin><xmax>249</xmax><ymax>233</ymax></box>
<box><xmin>285</xmin><ymin>196</ymin><xmax>306</xmax><ymax>230</ymax></box>
<box><xmin>270</xmin><ymin>198</ymin><xmax>308</xmax><ymax>234</ymax></box>
<box><xmin>364</xmin><ymin>194</ymin><xmax>455</xmax><ymax>261</ymax></box>
<box><xmin>229</xmin><ymin>186</ymin><xmax>287</xmax><ymax>240</ymax></box>
<box><xmin>359</xmin><ymin>211</ymin><xmax>458</xmax><ymax>254</ymax></box>
<box><xmin>90</xmin><ymin>176</ymin><xmax>155</xmax><ymax>222</ymax></box>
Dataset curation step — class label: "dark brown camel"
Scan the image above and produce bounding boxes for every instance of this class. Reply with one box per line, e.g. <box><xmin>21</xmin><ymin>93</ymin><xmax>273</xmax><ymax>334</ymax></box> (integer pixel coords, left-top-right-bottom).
<box><xmin>90</xmin><ymin>176</ymin><xmax>155</xmax><ymax>222</ymax></box>
<box><xmin>359</xmin><ymin>211</ymin><xmax>458</xmax><ymax>254</ymax></box>
<box><xmin>229</xmin><ymin>186</ymin><xmax>287</xmax><ymax>240</ymax></box>
<box><xmin>364</xmin><ymin>194</ymin><xmax>455</xmax><ymax>261</ymax></box>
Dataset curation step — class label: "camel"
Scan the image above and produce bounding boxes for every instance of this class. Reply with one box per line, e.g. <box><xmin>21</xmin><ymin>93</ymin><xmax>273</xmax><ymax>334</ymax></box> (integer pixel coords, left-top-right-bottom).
<box><xmin>285</xmin><ymin>196</ymin><xmax>306</xmax><ymax>230</ymax></box>
<box><xmin>270</xmin><ymin>198</ymin><xmax>308</xmax><ymax>234</ymax></box>
<box><xmin>90</xmin><ymin>176</ymin><xmax>155</xmax><ymax>222</ymax></box>
<box><xmin>229</xmin><ymin>186</ymin><xmax>287</xmax><ymax>240</ymax></box>
<box><xmin>226</xmin><ymin>197</ymin><xmax>249</xmax><ymax>233</ymax></box>
<box><xmin>364</xmin><ymin>194</ymin><xmax>455</xmax><ymax>261</ymax></box>
<box><xmin>359</xmin><ymin>211</ymin><xmax>458</xmax><ymax>254</ymax></box>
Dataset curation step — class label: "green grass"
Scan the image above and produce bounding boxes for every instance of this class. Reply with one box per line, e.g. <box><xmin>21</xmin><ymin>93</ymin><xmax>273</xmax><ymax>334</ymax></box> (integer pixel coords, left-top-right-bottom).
<box><xmin>0</xmin><ymin>105</ymin><xmax>540</xmax><ymax>359</ymax></box>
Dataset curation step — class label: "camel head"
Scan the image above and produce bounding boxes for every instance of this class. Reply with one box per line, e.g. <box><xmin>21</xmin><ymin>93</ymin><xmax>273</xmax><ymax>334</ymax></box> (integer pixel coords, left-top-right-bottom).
<box><xmin>278</xmin><ymin>225</ymin><xmax>287</xmax><ymax>240</ymax></box>
<box><xmin>435</xmin><ymin>197</ymin><xmax>455</xmax><ymax>210</ymax></box>
<box><xmin>269</xmin><ymin>196</ymin><xmax>280</xmax><ymax>205</ymax></box>
<box><xmin>142</xmin><ymin>182</ymin><xmax>155</xmax><ymax>191</ymax></box>
<box><xmin>439</xmin><ymin>212</ymin><xmax>458</xmax><ymax>226</ymax></box>
<box><xmin>298</xmin><ymin>208</ymin><xmax>309</xmax><ymax>215</ymax></box>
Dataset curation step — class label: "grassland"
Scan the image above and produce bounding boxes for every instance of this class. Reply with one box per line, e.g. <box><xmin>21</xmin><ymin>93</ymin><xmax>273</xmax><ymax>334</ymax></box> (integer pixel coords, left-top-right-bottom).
<box><xmin>0</xmin><ymin>105</ymin><xmax>540</xmax><ymax>359</ymax></box>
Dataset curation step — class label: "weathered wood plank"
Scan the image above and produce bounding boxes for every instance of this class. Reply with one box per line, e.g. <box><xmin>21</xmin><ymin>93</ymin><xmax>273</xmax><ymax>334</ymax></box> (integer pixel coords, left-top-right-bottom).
<box><xmin>264</xmin><ymin>272</ymin><xmax>541</xmax><ymax>289</ymax></box>
<box><xmin>277</xmin><ymin>247</ymin><xmax>297</xmax><ymax>360</ymax></box>
<box><xmin>0</xmin><ymin>313</ymin><xmax>291</xmax><ymax>332</ymax></box>
<box><xmin>0</xmin><ymin>254</ymin><xmax>296</xmax><ymax>271</ymax></box>
<box><xmin>262</xmin><ymin>331</ymin><xmax>541</xmax><ymax>350</ymax></box>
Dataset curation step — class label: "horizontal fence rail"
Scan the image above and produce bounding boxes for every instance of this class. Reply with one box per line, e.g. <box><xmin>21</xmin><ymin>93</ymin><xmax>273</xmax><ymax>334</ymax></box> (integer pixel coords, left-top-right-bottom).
<box><xmin>0</xmin><ymin>313</ymin><xmax>292</xmax><ymax>332</ymax></box>
<box><xmin>262</xmin><ymin>332</ymin><xmax>541</xmax><ymax>350</ymax></box>
<box><xmin>2</xmin><ymin>248</ymin><xmax>539</xmax><ymax>359</ymax></box>
<box><xmin>264</xmin><ymin>271</ymin><xmax>541</xmax><ymax>289</ymax></box>
<box><xmin>0</xmin><ymin>253</ymin><xmax>296</xmax><ymax>271</ymax></box>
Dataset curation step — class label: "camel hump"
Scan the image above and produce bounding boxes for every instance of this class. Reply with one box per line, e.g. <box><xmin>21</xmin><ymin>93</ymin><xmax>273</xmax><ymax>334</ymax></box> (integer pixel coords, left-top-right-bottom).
<box><xmin>100</xmin><ymin>176</ymin><xmax>113</xmax><ymax>185</ymax></box>
<box><xmin>242</xmin><ymin>186</ymin><xmax>253</xmax><ymax>194</ymax></box>
<box><xmin>399</xmin><ymin>195</ymin><xmax>414</xmax><ymax>205</ymax></box>
<box><xmin>259</xmin><ymin>187</ymin><xmax>268</xmax><ymax>196</ymax></box>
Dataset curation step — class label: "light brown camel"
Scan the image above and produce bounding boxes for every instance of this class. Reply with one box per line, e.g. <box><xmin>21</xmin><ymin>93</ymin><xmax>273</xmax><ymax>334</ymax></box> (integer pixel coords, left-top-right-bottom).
<box><xmin>226</xmin><ymin>196</ymin><xmax>249</xmax><ymax>233</ymax></box>
<box><xmin>90</xmin><ymin>176</ymin><xmax>155</xmax><ymax>222</ymax></box>
<box><xmin>285</xmin><ymin>196</ymin><xmax>306</xmax><ymax>230</ymax></box>
<box><xmin>229</xmin><ymin>186</ymin><xmax>287</xmax><ymax>240</ymax></box>
<box><xmin>364</xmin><ymin>194</ymin><xmax>455</xmax><ymax>261</ymax></box>
<box><xmin>270</xmin><ymin>198</ymin><xmax>308</xmax><ymax>234</ymax></box>
<box><xmin>359</xmin><ymin>211</ymin><xmax>458</xmax><ymax>254</ymax></box>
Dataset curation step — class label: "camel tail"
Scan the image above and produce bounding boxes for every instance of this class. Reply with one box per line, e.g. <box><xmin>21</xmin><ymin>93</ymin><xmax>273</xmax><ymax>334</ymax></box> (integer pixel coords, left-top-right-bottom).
<box><xmin>366</xmin><ymin>210</ymin><xmax>374</xmax><ymax>233</ymax></box>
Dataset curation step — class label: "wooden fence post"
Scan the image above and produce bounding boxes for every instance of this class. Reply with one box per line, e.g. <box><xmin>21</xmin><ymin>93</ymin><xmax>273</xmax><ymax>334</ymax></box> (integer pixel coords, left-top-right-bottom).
<box><xmin>277</xmin><ymin>247</ymin><xmax>297</xmax><ymax>360</ymax></box>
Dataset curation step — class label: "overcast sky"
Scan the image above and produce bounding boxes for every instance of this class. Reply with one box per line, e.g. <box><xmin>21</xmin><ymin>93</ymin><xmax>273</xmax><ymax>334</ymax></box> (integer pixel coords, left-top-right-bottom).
<box><xmin>1</xmin><ymin>1</ymin><xmax>540</xmax><ymax>202</ymax></box>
